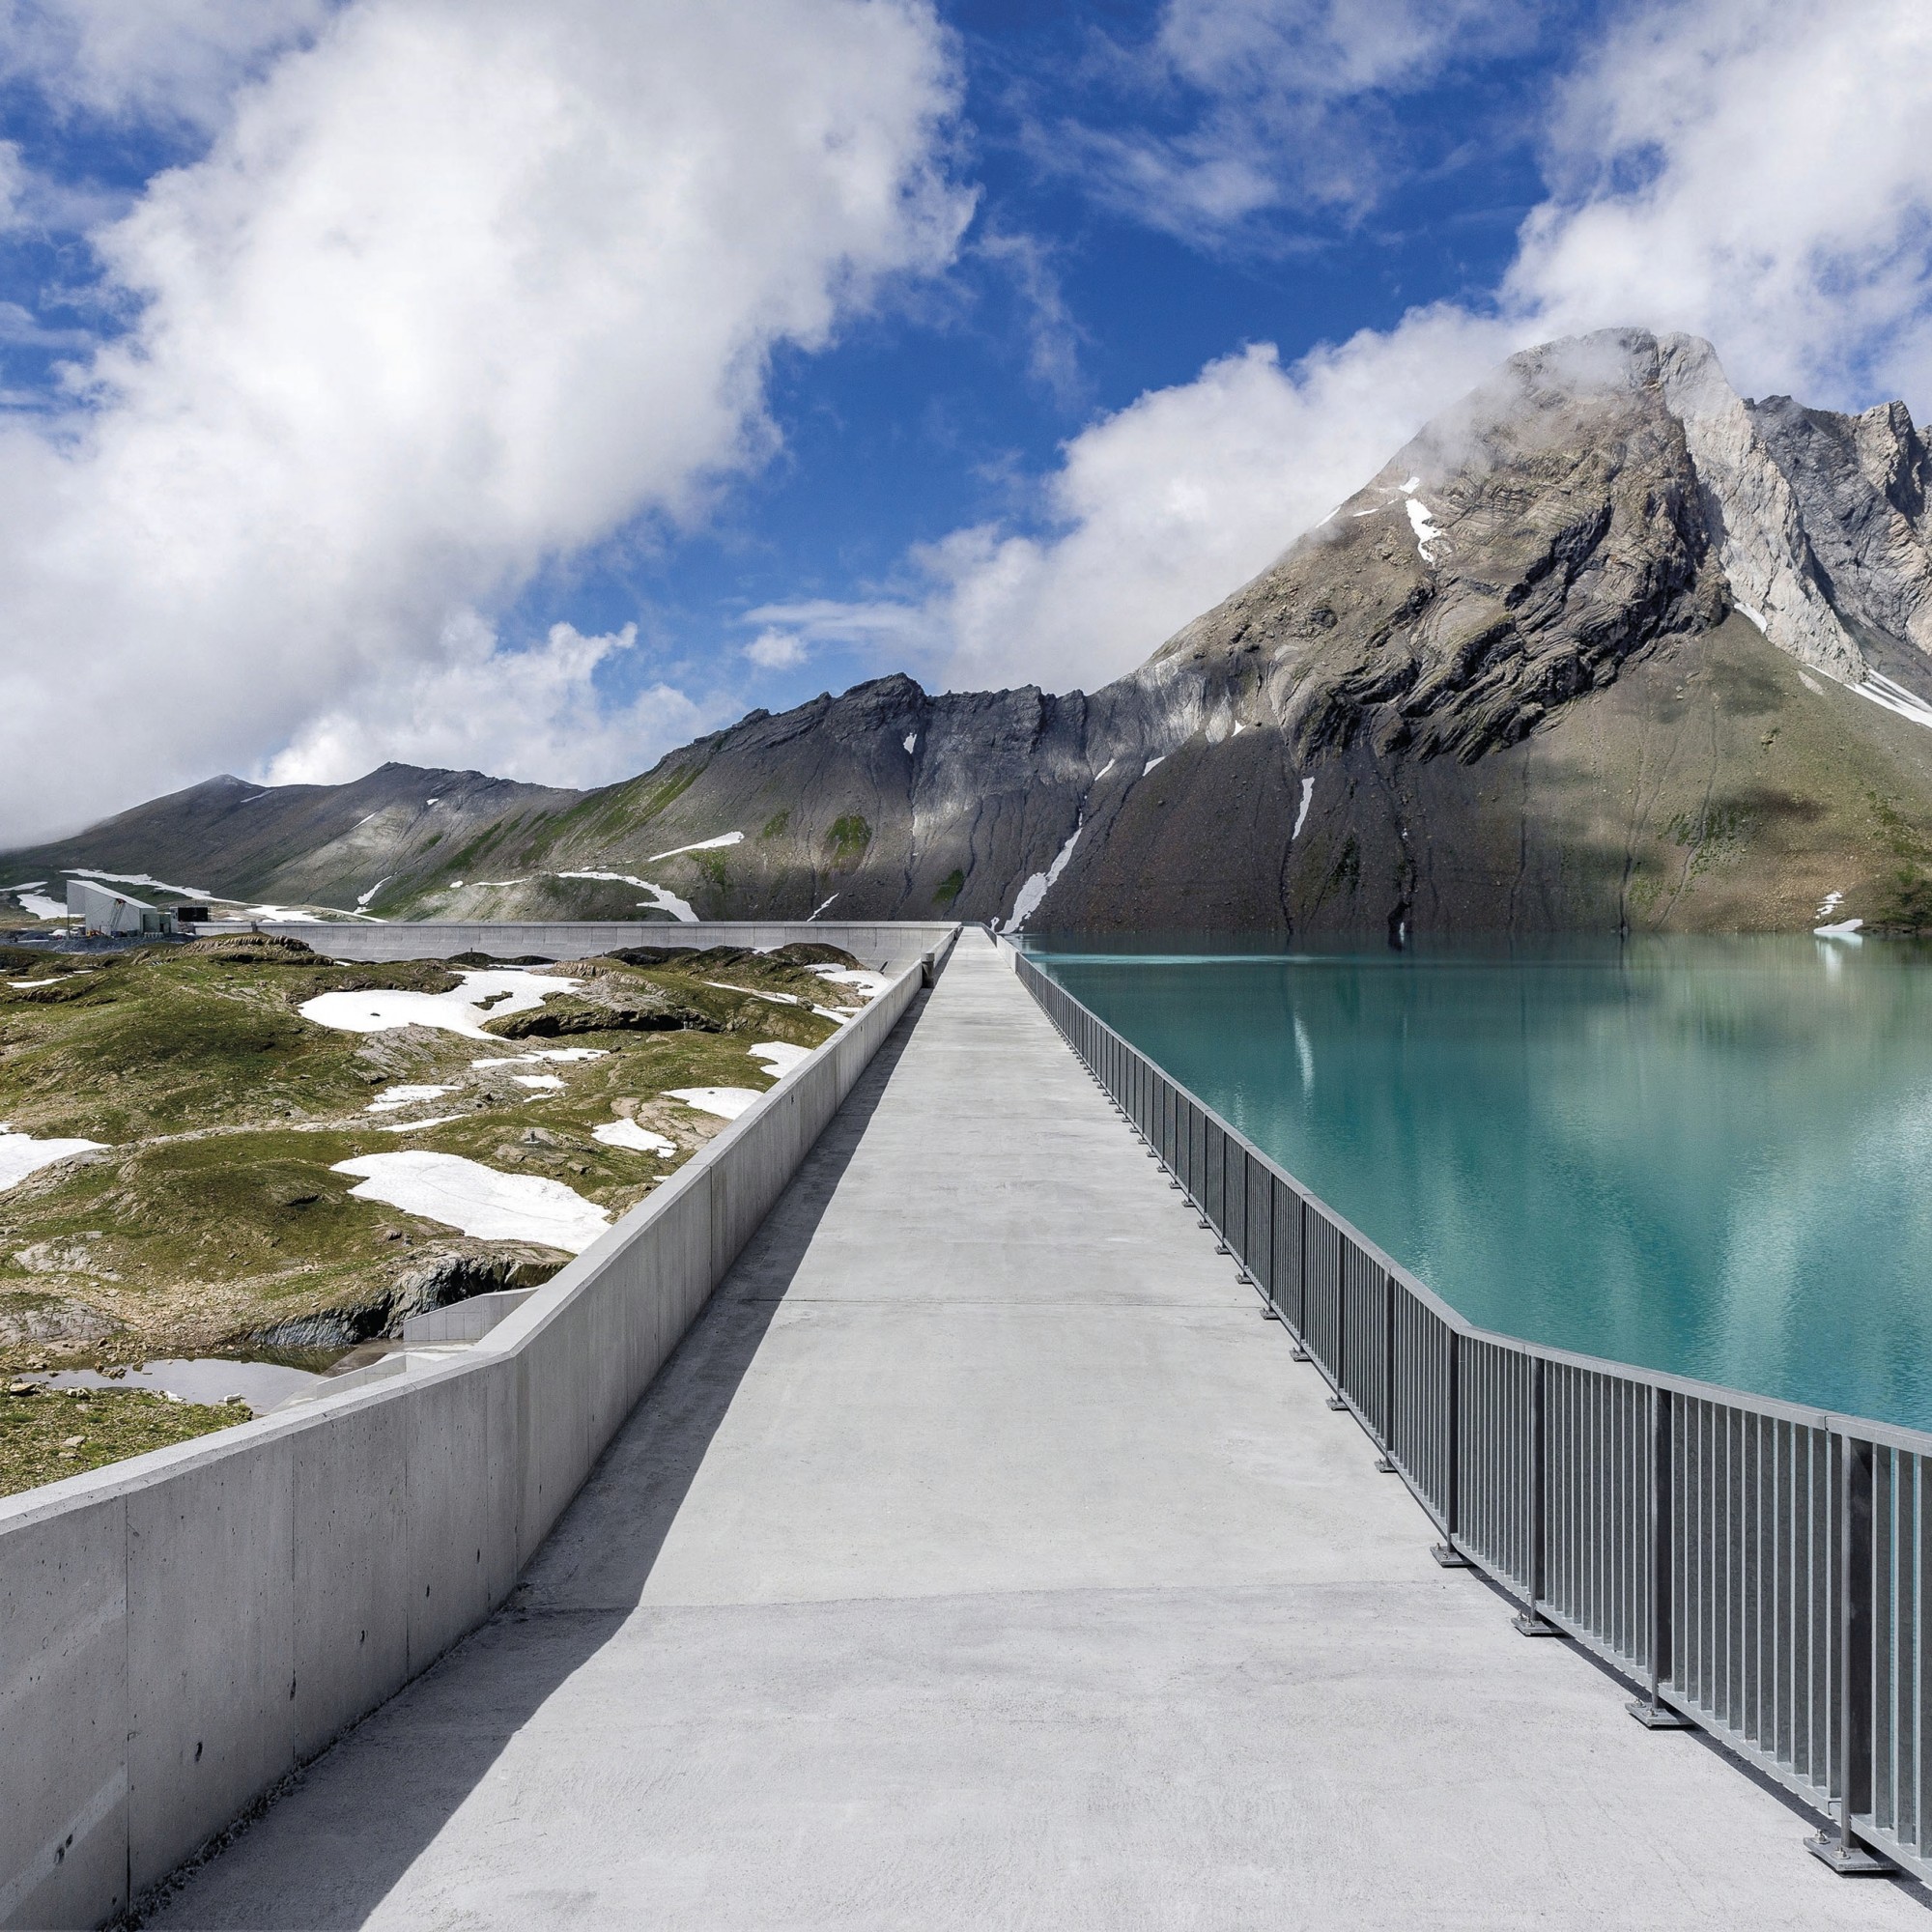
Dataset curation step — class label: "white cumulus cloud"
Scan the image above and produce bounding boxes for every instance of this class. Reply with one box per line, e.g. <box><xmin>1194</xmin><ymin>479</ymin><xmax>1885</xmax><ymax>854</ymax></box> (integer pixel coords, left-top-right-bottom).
<box><xmin>0</xmin><ymin>0</ymin><xmax>967</xmax><ymax>843</ymax></box>
<box><xmin>1039</xmin><ymin>0</ymin><xmax>1540</xmax><ymax>244</ymax></box>
<box><xmin>0</xmin><ymin>0</ymin><xmax>330</xmax><ymax>128</ymax></box>
<box><xmin>1513</xmin><ymin>0</ymin><xmax>1932</xmax><ymax>408</ymax></box>
<box><xmin>267</xmin><ymin>615</ymin><xmax>719</xmax><ymax>790</ymax></box>
<box><xmin>753</xmin><ymin>310</ymin><xmax>1520</xmax><ymax>693</ymax></box>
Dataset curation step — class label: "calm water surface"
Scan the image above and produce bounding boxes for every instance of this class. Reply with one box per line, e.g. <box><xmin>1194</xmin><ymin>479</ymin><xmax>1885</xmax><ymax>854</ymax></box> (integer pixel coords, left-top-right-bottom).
<box><xmin>1030</xmin><ymin>935</ymin><xmax>1932</xmax><ymax>1433</ymax></box>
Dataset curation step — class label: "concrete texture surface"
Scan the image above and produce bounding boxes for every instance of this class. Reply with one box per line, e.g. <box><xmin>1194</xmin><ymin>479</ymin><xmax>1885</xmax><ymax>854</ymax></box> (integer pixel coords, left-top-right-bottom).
<box><xmin>153</xmin><ymin>933</ymin><xmax>1931</xmax><ymax>1928</ymax></box>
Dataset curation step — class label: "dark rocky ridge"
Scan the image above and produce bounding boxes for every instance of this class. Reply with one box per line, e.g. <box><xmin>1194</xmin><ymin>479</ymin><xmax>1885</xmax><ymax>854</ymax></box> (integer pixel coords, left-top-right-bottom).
<box><xmin>12</xmin><ymin>328</ymin><xmax>1932</xmax><ymax>938</ymax></box>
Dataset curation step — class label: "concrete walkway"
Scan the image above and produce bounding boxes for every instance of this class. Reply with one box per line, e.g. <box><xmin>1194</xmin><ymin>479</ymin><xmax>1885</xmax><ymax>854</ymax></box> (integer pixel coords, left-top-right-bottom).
<box><xmin>156</xmin><ymin>934</ymin><xmax>1927</xmax><ymax>1929</ymax></box>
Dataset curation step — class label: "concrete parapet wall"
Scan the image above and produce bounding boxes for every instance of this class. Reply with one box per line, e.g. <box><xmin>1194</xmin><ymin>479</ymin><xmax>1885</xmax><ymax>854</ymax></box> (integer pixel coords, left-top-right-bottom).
<box><xmin>201</xmin><ymin>920</ymin><xmax>958</xmax><ymax>973</ymax></box>
<box><xmin>0</xmin><ymin>926</ymin><xmax>954</xmax><ymax>1929</ymax></box>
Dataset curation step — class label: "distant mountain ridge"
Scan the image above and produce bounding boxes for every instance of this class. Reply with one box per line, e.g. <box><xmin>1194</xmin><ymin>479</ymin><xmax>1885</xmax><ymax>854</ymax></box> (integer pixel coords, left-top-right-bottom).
<box><xmin>12</xmin><ymin>327</ymin><xmax>1932</xmax><ymax>939</ymax></box>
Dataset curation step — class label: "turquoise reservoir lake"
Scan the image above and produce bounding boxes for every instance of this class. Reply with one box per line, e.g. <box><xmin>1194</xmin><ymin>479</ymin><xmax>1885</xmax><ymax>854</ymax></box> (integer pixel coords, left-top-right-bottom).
<box><xmin>1029</xmin><ymin>936</ymin><xmax>1932</xmax><ymax>1433</ymax></box>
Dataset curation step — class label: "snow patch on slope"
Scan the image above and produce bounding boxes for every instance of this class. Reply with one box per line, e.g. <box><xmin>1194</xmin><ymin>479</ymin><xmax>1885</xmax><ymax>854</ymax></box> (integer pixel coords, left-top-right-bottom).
<box><xmin>0</xmin><ymin>1127</ymin><xmax>107</xmax><ymax>1192</ymax></box>
<box><xmin>1009</xmin><ymin>826</ymin><xmax>1083</xmax><ymax>932</ymax></box>
<box><xmin>1855</xmin><ymin>670</ymin><xmax>1932</xmax><ymax>731</ymax></box>
<box><xmin>667</xmin><ymin>1087</ymin><xmax>763</xmax><ymax>1120</ymax></box>
<box><xmin>1292</xmin><ymin>776</ymin><xmax>1315</xmax><ymax>839</ymax></box>
<box><xmin>555</xmin><ymin>870</ymin><xmax>696</xmax><ymax>922</ymax></box>
<box><xmin>332</xmin><ymin>1151</ymin><xmax>609</xmax><ymax>1253</ymax></box>
<box><xmin>301</xmin><ymin>969</ymin><xmax>577</xmax><ymax>1040</ymax></box>
<box><xmin>749</xmin><ymin>1041</ymin><xmax>812</xmax><ymax>1078</ymax></box>
<box><xmin>593</xmin><ymin>1118</ymin><xmax>674</xmax><ymax>1155</ymax></box>
<box><xmin>648</xmin><ymin>833</ymin><xmax>744</xmax><ymax>861</ymax></box>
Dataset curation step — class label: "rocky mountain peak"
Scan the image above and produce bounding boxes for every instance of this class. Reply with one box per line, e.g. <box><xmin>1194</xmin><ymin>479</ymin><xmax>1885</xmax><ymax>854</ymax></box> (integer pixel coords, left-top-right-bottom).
<box><xmin>1135</xmin><ymin>327</ymin><xmax>1723</xmax><ymax>765</ymax></box>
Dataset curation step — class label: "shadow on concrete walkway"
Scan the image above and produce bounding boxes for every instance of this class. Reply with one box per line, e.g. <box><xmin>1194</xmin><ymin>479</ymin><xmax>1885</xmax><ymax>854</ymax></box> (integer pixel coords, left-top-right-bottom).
<box><xmin>140</xmin><ymin>991</ymin><xmax>930</xmax><ymax>1931</ymax></box>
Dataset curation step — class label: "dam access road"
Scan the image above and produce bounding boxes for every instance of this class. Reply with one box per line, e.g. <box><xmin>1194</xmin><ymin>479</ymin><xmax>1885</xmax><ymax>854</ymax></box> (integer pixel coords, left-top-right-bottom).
<box><xmin>153</xmin><ymin>933</ymin><xmax>1921</xmax><ymax>1928</ymax></box>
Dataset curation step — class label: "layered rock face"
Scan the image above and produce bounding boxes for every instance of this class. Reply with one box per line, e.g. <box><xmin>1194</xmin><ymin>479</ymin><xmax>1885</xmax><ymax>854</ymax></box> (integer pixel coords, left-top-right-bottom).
<box><xmin>14</xmin><ymin>328</ymin><xmax>1932</xmax><ymax>938</ymax></box>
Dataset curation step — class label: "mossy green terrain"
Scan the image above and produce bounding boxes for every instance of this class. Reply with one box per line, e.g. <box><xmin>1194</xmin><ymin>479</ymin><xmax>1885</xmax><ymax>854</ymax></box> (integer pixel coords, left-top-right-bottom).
<box><xmin>0</xmin><ymin>1383</ymin><xmax>246</xmax><ymax>1498</ymax></box>
<box><xmin>0</xmin><ymin>938</ymin><xmax>867</xmax><ymax>1385</ymax></box>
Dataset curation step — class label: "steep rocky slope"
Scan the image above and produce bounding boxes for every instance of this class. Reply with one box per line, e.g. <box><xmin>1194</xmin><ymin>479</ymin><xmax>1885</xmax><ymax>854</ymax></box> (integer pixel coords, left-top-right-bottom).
<box><xmin>11</xmin><ymin>328</ymin><xmax>1932</xmax><ymax>938</ymax></box>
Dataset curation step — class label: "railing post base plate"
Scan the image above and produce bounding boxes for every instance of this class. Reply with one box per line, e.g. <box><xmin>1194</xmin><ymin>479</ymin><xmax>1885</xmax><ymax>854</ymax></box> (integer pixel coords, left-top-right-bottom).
<box><xmin>1374</xmin><ymin>1454</ymin><xmax>1398</xmax><ymax>1474</ymax></box>
<box><xmin>1430</xmin><ymin>1542</ymin><xmax>1471</xmax><ymax>1569</ymax></box>
<box><xmin>1512</xmin><ymin>1607</ymin><xmax>1562</xmax><ymax>1637</ymax></box>
<box><xmin>1261</xmin><ymin>1304</ymin><xmax>1282</xmax><ymax>1322</ymax></box>
<box><xmin>1625</xmin><ymin>1698</ymin><xmax>1694</xmax><ymax>1731</ymax></box>
<box><xmin>1325</xmin><ymin>1394</ymin><xmax>1349</xmax><ymax>1411</ymax></box>
<box><xmin>1291</xmin><ymin>1344</ymin><xmax>1311</xmax><ymax>1361</ymax></box>
<box><xmin>1803</xmin><ymin>1829</ymin><xmax>1895</xmax><ymax>1877</ymax></box>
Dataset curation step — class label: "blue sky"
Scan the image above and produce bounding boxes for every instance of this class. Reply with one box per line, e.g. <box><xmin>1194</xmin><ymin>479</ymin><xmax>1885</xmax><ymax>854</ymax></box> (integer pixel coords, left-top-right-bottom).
<box><xmin>606</xmin><ymin>3</ymin><xmax>1555</xmax><ymax>684</ymax></box>
<box><xmin>0</xmin><ymin>0</ymin><xmax>1929</xmax><ymax>838</ymax></box>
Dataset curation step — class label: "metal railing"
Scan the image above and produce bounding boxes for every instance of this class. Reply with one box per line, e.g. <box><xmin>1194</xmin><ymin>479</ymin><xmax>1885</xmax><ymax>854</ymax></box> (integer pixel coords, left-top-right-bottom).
<box><xmin>1011</xmin><ymin>944</ymin><xmax>1931</xmax><ymax>1882</ymax></box>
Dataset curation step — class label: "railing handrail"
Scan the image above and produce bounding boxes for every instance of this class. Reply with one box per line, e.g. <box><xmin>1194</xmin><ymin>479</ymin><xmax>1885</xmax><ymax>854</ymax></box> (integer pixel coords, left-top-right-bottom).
<box><xmin>1007</xmin><ymin>937</ymin><xmax>1927</xmax><ymax>1884</ymax></box>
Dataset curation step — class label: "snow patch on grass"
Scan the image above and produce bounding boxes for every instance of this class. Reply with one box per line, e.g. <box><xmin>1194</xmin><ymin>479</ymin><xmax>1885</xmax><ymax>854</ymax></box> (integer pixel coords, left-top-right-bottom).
<box><xmin>367</xmin><ymin>1084</ymin><xmax>455</xmax><ymax>1114</ymax></box>
<box><xmin>0</xmin><ymin>1127</ymin><xmax>108</xmax><ymax>1191</ymax></box>
<box><xmin>749</xmin><ymin>1041</ymin><xmax>811</xmax><ymax>1078</ymax></box>
<box><xmin>1855</xmin><ymin>670</ymin><xmax>1932</xmax><ymax>731</ymax></box>
<box><xmin>593</xmin><ymin>1118</ymin><xmax>675</xmax><ymax>1155</ymax></box>
<box><xmin>470</xmin><ymin>1048</ymin><xmax>606</xmax><ymax>1067</ymax></box>
<box><xmin>808</xmin><ymin>965</ymin><xmax>891</xmax><ymax>998</ymax></box>
<box><xmin>68</xmin><ymin>867</ymin><xmax>214</xmax><ymax>898</ymax></box>
<box><xmin>300</xmin><ymin>969</ymin><xmax>578</xmax><ymax>1040</ymax></box>
<box><xmin>333</xmin><ymin>1151</ymin><xmax>610</xmax><ymax>1251</ymax></box>
<box><xmin>667</xmin><ymin>1087</ymin><xmax>763</xmax><ymax>1120</ymax></box>
<box><xmin>512</xmin><ymin>1074</ymin><xmax>565</xmax><ymax>1092</ymax></box>
<box><xmin>15</xmin><ymin>894</ymin><xmax>67</xmax><ymax>921</ymax></box>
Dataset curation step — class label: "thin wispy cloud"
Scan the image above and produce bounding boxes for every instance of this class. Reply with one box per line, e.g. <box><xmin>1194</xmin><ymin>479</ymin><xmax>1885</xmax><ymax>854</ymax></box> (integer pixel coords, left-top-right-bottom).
<box><xmin>1023</xmin><ymin>0</ymin><xmax>1544</xmax><ymax>250</ymax></box>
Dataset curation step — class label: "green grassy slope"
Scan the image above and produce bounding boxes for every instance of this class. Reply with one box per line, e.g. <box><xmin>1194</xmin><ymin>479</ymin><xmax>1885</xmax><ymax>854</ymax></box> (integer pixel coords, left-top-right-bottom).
<box><xmin>0</xmin><ymin>937</ymin><xmax>868</xmax><ymax>1385</ymax></box>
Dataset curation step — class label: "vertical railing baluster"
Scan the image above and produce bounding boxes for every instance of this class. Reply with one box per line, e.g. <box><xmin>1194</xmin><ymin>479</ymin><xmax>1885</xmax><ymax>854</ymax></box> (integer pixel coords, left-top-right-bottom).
<box><xmin>1807</xmin><ymin>1434</ymin><xmax>1891</xmax><ymax>1871</ymax></box>
<box><xmin>1433</xmin><ymin>1329</ymin><xmax>1469</xmax><ymax>1568</ymax></box>
<box><xmin>1376</xmin><ymin>1270</ymin><xmax>1398</xmax><ymax>1473</ymax></box>
<box><xmin>1515</xmin><ymin>1357</ymin><xmax>1560</xmax><ymax>1636</ymax></box>
<box><xmin>1631</xmin><ymin>1387</ymin><xmax>1692</xmax><ymax>1727</ymax></box>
